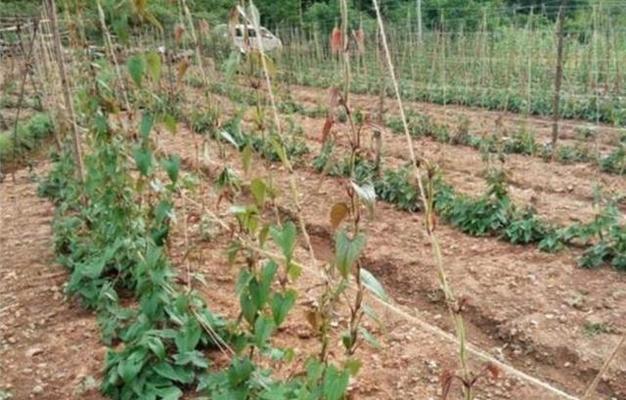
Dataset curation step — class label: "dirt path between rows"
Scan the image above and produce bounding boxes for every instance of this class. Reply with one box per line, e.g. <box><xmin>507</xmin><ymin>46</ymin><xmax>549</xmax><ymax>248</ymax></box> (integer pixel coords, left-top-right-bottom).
<box><xmin>0</xmin><ymin>164</ymin><xmax>105</xmax><ymax>400</ymax></box>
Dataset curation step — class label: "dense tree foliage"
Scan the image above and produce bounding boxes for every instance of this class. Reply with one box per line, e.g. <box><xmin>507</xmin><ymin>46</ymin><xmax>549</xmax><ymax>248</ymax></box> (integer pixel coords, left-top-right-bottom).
<box><xmin>0</xmin><ymin>0</ymin><xmax>619</xmax><ymax>35</ymax></box>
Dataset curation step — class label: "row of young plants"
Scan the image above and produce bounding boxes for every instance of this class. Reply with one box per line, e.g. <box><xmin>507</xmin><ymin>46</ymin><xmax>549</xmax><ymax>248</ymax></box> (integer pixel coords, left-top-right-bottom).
<box><xmin>385</xmin><ymin>112</ymin><xmax>626</xmax><ymax>176</ymax></box>
<box><xmin>36</xmin><ymin>20</ymin><xmax>389</xmax><ymax>397</ymax></box>
<box><xmin>318</xmin><ymin>146</ymin><xmax>626</xmax><ymax>271</ymax></box>
<box><xmin>203</xmin><ymin>79</ymin><xmax>625</xmax><ymax>176</ymax></box>
<box><xmin>39</xmin><ymin>112</ymin><xmax>370</xmax><ymax>400</ymax></box>
<box><xmin>279</xmin><ymin>67</ymin><xmax>626</xmax><ymax>127</ymax></box>
<box><xmin>197</xmin><ymin>108</ymin><xmax>624</xmax><ymax>271</ymax></box>
<box><xmin>0</xmin><ymin>112</ymin><xmax>54</xmax><ymax>164</ymax></box>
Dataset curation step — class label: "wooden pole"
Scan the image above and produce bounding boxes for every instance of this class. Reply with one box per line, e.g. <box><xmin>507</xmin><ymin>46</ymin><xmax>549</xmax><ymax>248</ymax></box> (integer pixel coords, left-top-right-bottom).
<box><xmin>550</xmin><ymin>0</ymin><xmax>568</xmax><ymax>159</ymax></box>
<box><xmin>416</xmin><ymin>0</ymin><xmax>423</xmax><ymax>44</ymax></box>
<box><xmin>12</xmin><ymin>19</ymin><xmax>40</xmax><ymax>170</ymax></box>
<box><xmin>45</xmin><ymin>0</ymin><xmax>84</xmax><ymax>181</ymax></box>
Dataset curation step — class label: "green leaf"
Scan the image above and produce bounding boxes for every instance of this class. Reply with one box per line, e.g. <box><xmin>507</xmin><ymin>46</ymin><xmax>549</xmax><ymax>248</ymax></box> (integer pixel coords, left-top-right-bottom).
<box><xmin>250</xmin><ymin>178</ymin><xmax>267</xmax><ymax>208</ymax></box>
<box><xmin>140</xmin><ymin>113</ymin><xmax>155</xmax><ymax>139</ymax></box>
<box><xmin>162</xmin><ymin>155</ymin><xmax>181</xmax><ymax>183</ymax></box>
<box><xmin>175</xmin><ymin>319</ymin><xmax>202</xmax><ymax>354</ymax></box>
<box><xmin>270</xmin><ymin>138</ymin><xmax>288</xmax><ymax>166</ymax></box>
<box><xmin>228</xmin><ymin>357</ymin><xmax>255</xmax><ymax>386</ymax></box>
<box><xmin>287</xmin><ymin>262</ymin><xmax>302</xmax><ymax>280</ymax></box>
<box><xmin>240</xmin><ymin>291</ymin><xmax>258</xmax><ymax>326</ymax></box>
<box><xmin>117</xmin><ymin>350</ymin><xmax>146</xmax><ymax>383</ymax></box>
<box><xmin>359</xmin><ymin>326</ymin><xmax>381</xmax><ymax>349</ymax></box>
<box><xmin>145</xmin><ymin>51</ymin><xmax>162</xmax><ymax>81</ymax></box>
<box><xmin>153</xmin><ymin>362</ymin><xmax>187</xmax><ymax>383</ymax></box>
<box><xmin>360</xmin><ymin>268</ymin><xmax>388</xmax><ymax>301</ymax></box>
<box><xmin>174</xmin><ymin>350</ymin><xmax>209</xmax><ymax>369</ymax></box>
<box><xmin>133</xmin><ymin>146</ymin><xmax>153</xmax><ymax>176</ymax></box>
<box><xmin>154</xmin><ymin>386</ymin><xmax>183</xmax><ymax>400</ymax></box>
<box><xmin>344</xmin><ymin>357</ymin><xmax>362</xmax><ymax>376</ymax></box>
<box><xmin>128</xmin><ymin>55</ymin><xmax>146</xmax><ymax>87</ymax></box>
<box><xmin>322</xmin><ymin>365</ymin><xmax>350</xmax><ymax>400</ymax></box>
<box><xmin>163</xmin><ymin>114</ymin><xmax>177</xmax><ymax>134</ymax></box>
<box><xmin>242</xmin><ymin>145</ymin><xmax>253</xmax><ymax>174</ymax></box>
<box><xmin>253</xmin><ymin>260</ymin><xmax>278</xmax><ymax>307</ymax></box>
<box><xmin>254</xmin><ymin>316</ymin><xmax>275</xmax><ymax>347</ymax></box>
<box><xmin>220</xmin><ymin>130</ymin><xmax>240</xmax><ymax>148</ymax></box>
<box><xmin>271</xmin><ymin>290</ymin><xmax>296</xmax><ymax>326</ymax></box>
<box><xmin>270</xmin><ymin>222</ymin><xmax>297</xmax><ymax>262</ymax></box>
<box><xmin>335</xmin><ymin>231</ymin><xmax>366</xmax><ymax>279</ymax></box>
<box><xmin>146</xmin><ymin>337</ymin><xmax>166</xmax><ymax>360</ymax></box>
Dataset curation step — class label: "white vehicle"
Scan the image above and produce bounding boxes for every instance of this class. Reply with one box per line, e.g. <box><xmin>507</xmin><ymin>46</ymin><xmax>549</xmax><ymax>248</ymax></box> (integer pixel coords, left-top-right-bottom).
<box><xmin>215</xmin><ymin>24</ymin><xmax>282</xmax><ymax>53</ymax></box>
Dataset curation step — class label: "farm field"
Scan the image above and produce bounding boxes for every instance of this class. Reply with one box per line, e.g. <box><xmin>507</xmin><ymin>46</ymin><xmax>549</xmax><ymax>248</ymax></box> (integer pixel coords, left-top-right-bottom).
<box><xmin>1</xmin><ymin>1</ymin><xmax>625</xmax><ymax>400</ymax></box>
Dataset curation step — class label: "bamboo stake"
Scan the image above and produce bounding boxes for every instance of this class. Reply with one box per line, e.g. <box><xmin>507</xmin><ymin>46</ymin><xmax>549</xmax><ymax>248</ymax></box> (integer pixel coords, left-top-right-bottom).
<box><xmin>45</xmin><ymin>0</ymin><xmax>84</xmax><ymax>181</ymax></box>
<box><xmin>550</xmin><ymin>0</ymin><xmax>568</xmax><ymax>159</ymax></box>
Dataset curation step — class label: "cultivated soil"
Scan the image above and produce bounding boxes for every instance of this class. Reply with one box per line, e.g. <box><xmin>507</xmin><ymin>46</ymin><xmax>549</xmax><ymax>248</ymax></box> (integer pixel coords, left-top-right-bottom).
<box><xmin>0</xmin><ymin>164</ymin><xmax>105</xmax><ymax>400</ymax></box>
<box><xmin>0</xmin><ymin>75</ymin><xmax>624</xmax><ymax>400</ymax></box>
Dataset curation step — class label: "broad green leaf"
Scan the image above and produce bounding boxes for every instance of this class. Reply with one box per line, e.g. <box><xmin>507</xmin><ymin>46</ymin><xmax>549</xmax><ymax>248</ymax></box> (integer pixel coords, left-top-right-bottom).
<box><xmin>133</xmin><ymin>146</ymin><xmax>153</xmax><ymax>176</ymax></box>
<box><xmin>117</xmin><ymin>350</ymin><xmax>146</xmax><ymax>383</ymax></box>
<box><xmin>174</xmin><ymin>350</ymin><xmax>209</xmax><ymax>369</ymax></box>
<box><xmin>254</xmin><ymin>316</ymin><xmax>275</xmax><ymax>347</ymax></box>
<box><xmin>146</xmin><ymin>337</ymin><xmax>166</xmax><ymax>360</ymax></box>
<box><xmin>271</xmin><ymin>289</ymin><xmax>296</xmax><ymax>326</ymax></box>
<box><xmin>140</xmin><ymin>113</ymin><xmax>154</xmax><ymax>139</ymax></box>
<box><xmin>153</xmin><ymin>362</ymin><xmax>184</xmax><ymax>382</ymax></box>
<box><xmin>270</xmin><ymin>222</ymin><xmax>297</xmax><ymax>262</ymax></box>
<box><xmin>250</xmin><ymin>178</ymin><xmax>267</xmax><ymax>208</ymax></box>
<box><xmin>287</xmin><ymin>261</ymin><xmax>301</xmax><ymax>281</ymax></box>
<box><xmin>145</xmin><ymin>51</ymin><xmax>162</xmax><ymax>81</ymax></box>
<box><xmin>228</xmin><ymin>357</ymin><xmax>255</xmax><ymax>386</ymax></box>
<box><xmin>260</xmin><ymin>385</ymin><xmax>288</xmax><ymax>400</ymax></box>
<box><xmin>240</xmin><ymin>291</ymin><xmax>258</xmax><ymax>326</ymax></box>
<box><xmin>252</xmin><ymin>260</ymin><xmax>277</xmax><ymax>307</ymax></box>
<box><xmin>341</xmin><ymin>331</ymin><xmax>355</xmax><ymax>350</ymax></box>
<box><xmin>270</xmin><ymin>138</ymin><xmax>288</xmax><ymax>166</ymax></box>
<box><xmin>162</xmin><ymin>155</ymin><xmax>181</xmax><ymax>183</ymax></box>
<box><xmin>154</xmin><ymin>386</ymin><xmax>183</xmax><ymax>400</ymax></box>
<box><xmin>335</xmin><ymin>231</ymin><xmax>366</xmax><ymax>279</ymax></box>
<box><xmin>174</xmin><ymin>319</ymin><xmax>201</xmax><ymax>354</ymax></box>
<box><xmin>360</xmin><ymin>268</ymin><xmax>389</xmax><ymax>301</ymax></box>
<box><xmin>322</xmin><ymin>365</ymin><xmax>350</xmax><ymax>400</ymax></box>
<box><xmin>127</xmin><ymin>55</ymin><xmax>146</xmax><ymax>87</ymax></box>
<box><xmin>163</xmin><ymin>114</ymin><xmax>177</xmax><ymax>134</ymax></box>
<box><xmin>344</xmin><ymin>357</ymin><xmax>362</xmax><ymax>376</ymax></box>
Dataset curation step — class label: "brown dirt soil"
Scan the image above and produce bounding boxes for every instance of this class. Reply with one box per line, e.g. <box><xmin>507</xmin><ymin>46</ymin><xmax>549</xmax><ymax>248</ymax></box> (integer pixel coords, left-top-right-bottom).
<box><xmin>157</xmin><ymin>123</ymin><xmax>626</xmax><ymax>400</ymax></box>
<box><xmin>0</xmin><ymin>163</ymin><xmax>105</xmax><ymax>400</ymax></box>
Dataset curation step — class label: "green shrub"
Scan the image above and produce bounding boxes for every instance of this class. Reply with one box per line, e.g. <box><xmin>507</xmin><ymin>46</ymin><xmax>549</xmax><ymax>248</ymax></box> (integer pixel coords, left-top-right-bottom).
<box><xmin>375</xmin><ymin>167</ymin><xmax>421</xmax><ymax>212</ymax></box>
